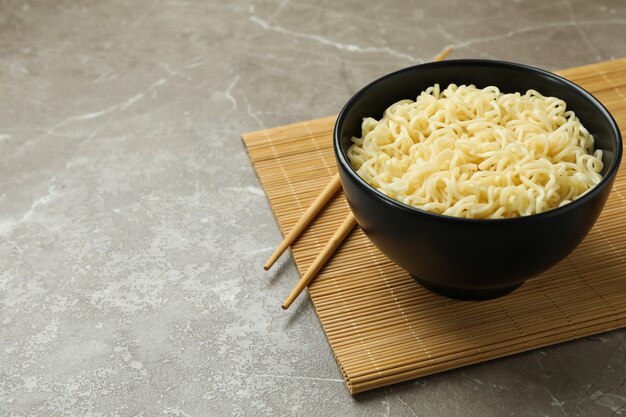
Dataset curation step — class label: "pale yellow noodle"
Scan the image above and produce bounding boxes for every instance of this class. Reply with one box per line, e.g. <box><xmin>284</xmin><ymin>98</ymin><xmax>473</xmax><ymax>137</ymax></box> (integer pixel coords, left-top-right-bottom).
<box><xmin>347</xmin><ymin>84</ymin><xmax>604</xmax><ymax>219</ymax></box>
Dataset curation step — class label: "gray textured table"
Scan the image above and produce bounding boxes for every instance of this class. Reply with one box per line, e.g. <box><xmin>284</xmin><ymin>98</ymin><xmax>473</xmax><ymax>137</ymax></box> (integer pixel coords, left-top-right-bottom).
<box><xmin>1</xmin><ymin>1</ymin><xmax>626</xmax><ymax>416</ymax></box>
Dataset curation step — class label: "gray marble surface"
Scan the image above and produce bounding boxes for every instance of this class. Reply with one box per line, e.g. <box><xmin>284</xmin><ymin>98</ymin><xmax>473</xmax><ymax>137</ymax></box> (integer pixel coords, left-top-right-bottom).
<box><xmin>1</xmin><ymin>0</ymin><xmax>626</xmax><ymax>416</ymax></box>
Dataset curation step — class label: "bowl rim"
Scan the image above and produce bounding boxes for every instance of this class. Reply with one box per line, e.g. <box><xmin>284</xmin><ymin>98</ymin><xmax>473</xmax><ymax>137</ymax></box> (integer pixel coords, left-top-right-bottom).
<box><xmin>333</xmin><ymin>58</ymin><xmax>623</xmax><ymax>223</ymax></box>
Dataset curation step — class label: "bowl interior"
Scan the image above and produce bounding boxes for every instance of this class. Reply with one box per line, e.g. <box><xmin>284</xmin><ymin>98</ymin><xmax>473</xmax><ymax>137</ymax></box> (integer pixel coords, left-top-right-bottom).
<box><xmin>337</xmin><ymin>60</ymin><xmax>621</xmax><ymax>184</ymax></box>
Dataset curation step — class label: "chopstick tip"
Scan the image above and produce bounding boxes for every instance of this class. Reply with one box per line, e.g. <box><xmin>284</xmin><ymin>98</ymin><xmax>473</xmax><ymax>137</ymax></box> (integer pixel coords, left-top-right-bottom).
<box><xmin>434</xmin><ymin>47</ymin><xmax>453</xmax><ymax>62</ymax></box>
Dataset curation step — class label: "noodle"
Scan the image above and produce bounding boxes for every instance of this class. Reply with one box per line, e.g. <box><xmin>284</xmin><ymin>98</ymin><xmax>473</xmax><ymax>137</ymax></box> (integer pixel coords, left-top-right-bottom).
<box><xmin>347</xmin><ymin>84</ymin><xmax>604</xmax><ymax>219</ymax></box>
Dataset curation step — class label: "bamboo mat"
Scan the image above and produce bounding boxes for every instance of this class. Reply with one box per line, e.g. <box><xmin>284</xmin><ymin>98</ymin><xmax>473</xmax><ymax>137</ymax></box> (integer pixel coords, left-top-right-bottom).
<box><xmin>242</xmin><ymin>58</ymin><xmax>626</xmax><ymax>394</ymax></box>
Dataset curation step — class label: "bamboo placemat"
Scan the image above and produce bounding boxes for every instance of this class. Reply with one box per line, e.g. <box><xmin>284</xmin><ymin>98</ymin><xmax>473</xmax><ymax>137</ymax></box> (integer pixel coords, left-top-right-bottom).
<box><xmin>242</xmin><ymin>58</ymin><xmax>626</xmax><ymax>394</ymax></box>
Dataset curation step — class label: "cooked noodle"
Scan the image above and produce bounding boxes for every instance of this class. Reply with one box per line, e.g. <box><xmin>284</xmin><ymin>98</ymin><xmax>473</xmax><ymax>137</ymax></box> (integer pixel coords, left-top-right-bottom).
<box><xmin>347</xmin><ymin>84</ymin><xmax>604</xmax><ymax>219</ymax></box>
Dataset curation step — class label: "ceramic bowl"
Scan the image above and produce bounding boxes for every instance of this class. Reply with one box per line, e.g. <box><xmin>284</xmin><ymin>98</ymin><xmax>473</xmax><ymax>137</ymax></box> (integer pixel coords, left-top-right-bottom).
<box><xmin>334</xmin><ymin>59</ymin><xmax>622</xmax><ymax>300</ymax></box>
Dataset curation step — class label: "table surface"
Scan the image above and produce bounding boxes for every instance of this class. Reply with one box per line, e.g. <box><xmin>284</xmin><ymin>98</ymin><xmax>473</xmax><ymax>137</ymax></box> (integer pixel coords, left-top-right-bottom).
<box><xmin>2</xmin><ymin>1</ymin><xmax>626</xmax><ymax>416</ymax></box>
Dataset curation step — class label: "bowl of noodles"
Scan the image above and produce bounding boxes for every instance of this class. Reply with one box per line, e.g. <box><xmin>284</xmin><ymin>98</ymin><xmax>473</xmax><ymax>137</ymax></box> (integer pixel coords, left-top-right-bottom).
<box><xmin>334</xmin><ymin>59</ymin><xmax>622</xmax><ymax>300</ymax></box>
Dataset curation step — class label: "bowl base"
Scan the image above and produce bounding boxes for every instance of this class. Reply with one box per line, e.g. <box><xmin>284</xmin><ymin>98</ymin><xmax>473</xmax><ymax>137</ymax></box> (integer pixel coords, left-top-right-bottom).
<box><xmin>413</xmin><ymin>277</ymin><xmax>524</xmax><ymax>301</ymax></box>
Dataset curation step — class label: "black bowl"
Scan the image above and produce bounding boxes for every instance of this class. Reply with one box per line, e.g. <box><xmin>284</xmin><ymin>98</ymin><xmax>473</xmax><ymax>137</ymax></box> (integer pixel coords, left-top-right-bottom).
<box><xmin>334</xmin><ymin>59</ymin><xmax>622</xmax><ymax>300</ymax></box>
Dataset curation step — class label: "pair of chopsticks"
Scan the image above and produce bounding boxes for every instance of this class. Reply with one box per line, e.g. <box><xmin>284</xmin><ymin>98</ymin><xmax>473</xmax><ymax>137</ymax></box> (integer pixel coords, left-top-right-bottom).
<box><xmin>265</xmin><ymin>47</ymin><xmax>453</xmax><ymax>310</ymax></box>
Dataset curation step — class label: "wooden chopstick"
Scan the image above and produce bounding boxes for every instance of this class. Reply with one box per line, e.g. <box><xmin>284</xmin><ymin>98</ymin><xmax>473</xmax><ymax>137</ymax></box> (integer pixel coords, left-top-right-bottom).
<box><xmin>281</xmin><ymin>213</ymin><xmax>357</xmax><ymax>309</ymax></box>
<box><xmin>280</xmin><ymin>47</ymin><xmax>453</xmax><ymax>309</ymax></box>
<box><xmin>434</xmin><ymin>47</ymin><xmax>452</xmax><ymax>62</ymax></box>
<box><xmin>264</xmin><ymin>173</ymin><xmax>341</xmax><ymax>270</ymax></box>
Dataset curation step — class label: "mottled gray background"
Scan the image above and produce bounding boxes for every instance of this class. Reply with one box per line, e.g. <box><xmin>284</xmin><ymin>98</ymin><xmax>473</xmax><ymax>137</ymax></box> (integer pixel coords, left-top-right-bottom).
<box><xmin>1</xmin><ymin>0</ymin><xmax>626</xmax><ymax>416</ymax></box>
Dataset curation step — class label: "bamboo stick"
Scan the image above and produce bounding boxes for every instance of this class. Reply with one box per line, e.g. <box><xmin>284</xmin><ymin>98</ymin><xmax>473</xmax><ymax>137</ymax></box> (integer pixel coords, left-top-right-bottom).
<box><xmin>434</xmin><ymin>46</ymin><xmax>452</xmax><ymax>61</ymax></box>
<box><xmin>282</xmin><ymin>213</ymin><xmax>357</xmax><ymax>309</ymax></box>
